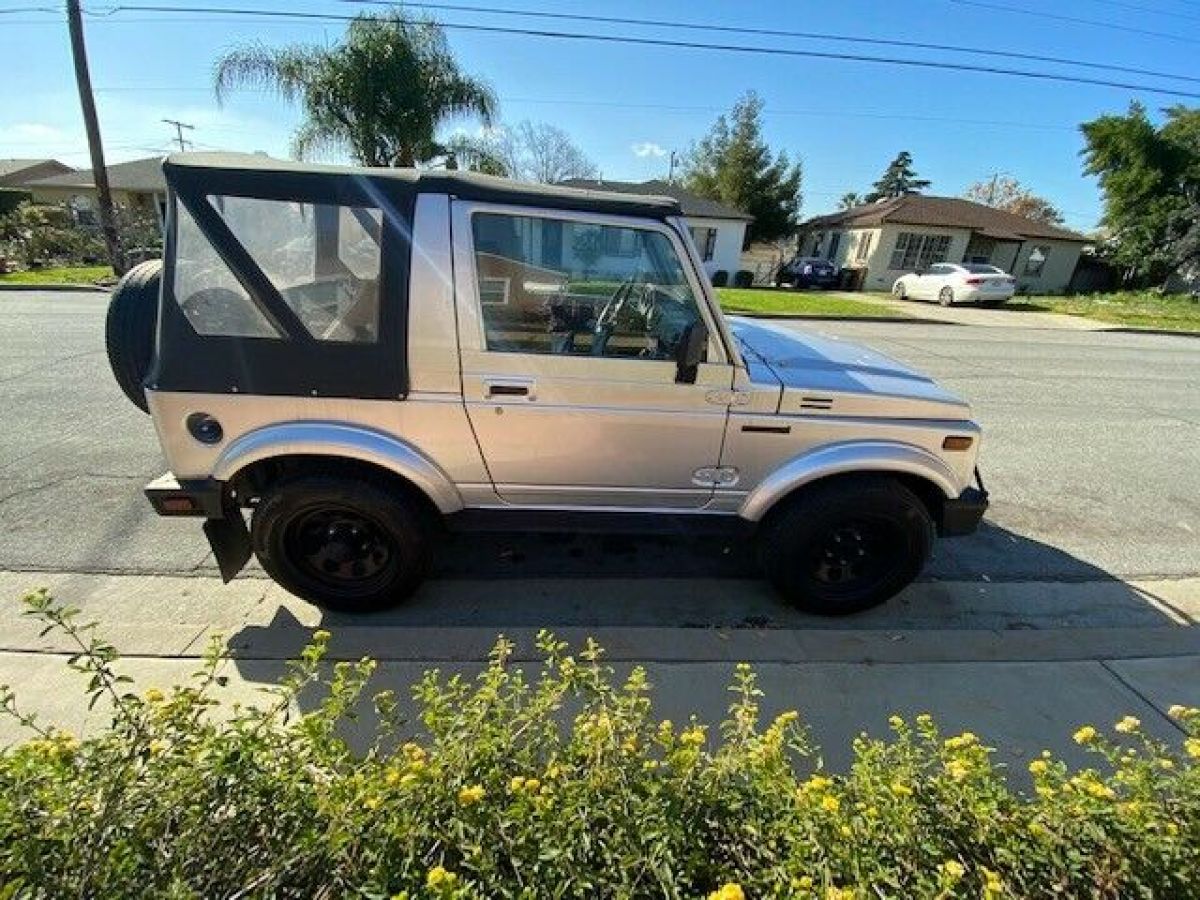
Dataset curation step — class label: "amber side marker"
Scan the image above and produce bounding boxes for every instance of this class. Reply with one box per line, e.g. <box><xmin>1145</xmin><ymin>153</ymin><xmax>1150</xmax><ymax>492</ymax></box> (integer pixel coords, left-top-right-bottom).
<box><xmin>942</xmin><ymin>436</ymin><xmax>974</xmax><ymax>451</ymax></box>
<box><xmin>161</xmin><ymin>497</ymin><xmax>198</xmax><ymax>513</ymax></box>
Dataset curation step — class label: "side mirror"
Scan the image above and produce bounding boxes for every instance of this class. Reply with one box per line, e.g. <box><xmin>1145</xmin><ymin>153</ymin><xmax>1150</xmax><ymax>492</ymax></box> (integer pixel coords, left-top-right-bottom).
<box><xmin>675</xmin><ymin>320</ymin><xmax>708</xmax><ymax>384</ymax></box>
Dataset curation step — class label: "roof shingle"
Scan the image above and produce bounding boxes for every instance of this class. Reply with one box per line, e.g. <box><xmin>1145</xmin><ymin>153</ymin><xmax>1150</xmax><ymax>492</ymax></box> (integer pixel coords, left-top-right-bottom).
<box><xmin>25</xmin><ymin>156</ymin><xmax>167</xmax><ymax>193</ymax></box>
<box><xmin>803</xmin><ymin>194</ymin><xmax>1087</xmax><ymax>242</ymax></box>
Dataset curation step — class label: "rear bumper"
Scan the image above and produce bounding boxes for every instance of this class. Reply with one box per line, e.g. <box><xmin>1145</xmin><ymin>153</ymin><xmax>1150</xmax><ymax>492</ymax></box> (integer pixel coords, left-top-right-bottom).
<box><xmin>940</xmin><ymin>472</ymin><xmax>989</xmax><ymax>536</ymax></box>
<box><xmin>145</xmin><ymin>473</ymin><xmax>251</xmax><ymax>582</ymax></box>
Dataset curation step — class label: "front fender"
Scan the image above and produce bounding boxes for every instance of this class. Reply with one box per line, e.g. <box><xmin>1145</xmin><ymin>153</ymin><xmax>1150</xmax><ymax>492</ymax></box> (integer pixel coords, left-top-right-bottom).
<box><xmin>738</xmin><ymin>440</ymin><xmax>961</xmax><ymax>522</ymax></box>
<box><xmin>211</xmin><ymin>421</ymin><xmax>464</xmax><ymax>514</ymax></box>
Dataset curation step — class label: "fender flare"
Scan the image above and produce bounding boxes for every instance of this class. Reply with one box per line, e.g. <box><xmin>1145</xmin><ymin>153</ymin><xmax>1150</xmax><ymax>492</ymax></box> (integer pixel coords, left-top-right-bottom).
<box><xmin>211</xmin><ymin>421</ymin><xmax>464</xmax><ymax>514</ymax></box>
<box><xmin>738</xmin><ymin>440</ymin><xmax>961</xmax><ymax>522</ymax></box>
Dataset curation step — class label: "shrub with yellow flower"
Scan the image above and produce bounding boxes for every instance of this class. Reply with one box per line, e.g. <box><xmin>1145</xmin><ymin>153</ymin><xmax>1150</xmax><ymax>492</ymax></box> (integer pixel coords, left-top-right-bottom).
<box><xmin>457</xmin><ymin>785</ymin><xmax>485</xmax><ymax>805</ymax></box>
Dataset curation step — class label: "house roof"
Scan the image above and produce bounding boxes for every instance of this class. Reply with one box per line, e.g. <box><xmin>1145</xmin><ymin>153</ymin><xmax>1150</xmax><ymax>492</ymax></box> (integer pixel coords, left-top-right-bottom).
<box><xmin>159</xmin><ymin>153</ymin><xmax>685</xmax><ymax>219</ymax></box>
<box><xmin>558</xmin><ymin>178</ymin><xmax>753</xmax><ymax>221</ymax></box>
<box><xmin>0</xmin><ymin>158</ymin><xmax>74</xmax><ymax>183</ymax></box>
<box><xmin>802</xmin><ymin>194</ymin><xmax>1088</xmax><ymax>243</ymax></box>
<box><xmin>27</xmin><ymin>156</ymin><xmax>168</xmax><ymax>193</ymax></box>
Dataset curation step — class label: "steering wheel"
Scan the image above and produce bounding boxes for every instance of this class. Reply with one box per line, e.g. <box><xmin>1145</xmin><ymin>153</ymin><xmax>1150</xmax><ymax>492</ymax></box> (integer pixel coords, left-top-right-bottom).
<box><xmin>594</xmin><ymin>273</ymin><xmax>639</xmax><ymax>330</ymax></box>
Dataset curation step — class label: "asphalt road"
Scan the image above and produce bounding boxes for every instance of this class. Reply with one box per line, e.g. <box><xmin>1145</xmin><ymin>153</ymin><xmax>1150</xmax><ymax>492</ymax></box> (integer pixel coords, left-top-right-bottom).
<box><xmin>1</xmin><ymin>290</ymin><xmax>1197</xmax><ymax>588</ymax></box>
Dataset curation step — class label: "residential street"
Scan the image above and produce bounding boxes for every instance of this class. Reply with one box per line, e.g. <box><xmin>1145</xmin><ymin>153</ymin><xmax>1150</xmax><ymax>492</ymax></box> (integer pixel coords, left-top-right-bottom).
<box><xmin>2</xmin><ymin>289</ymin><xmax>1199</xmax><ymax>765</ymax></box>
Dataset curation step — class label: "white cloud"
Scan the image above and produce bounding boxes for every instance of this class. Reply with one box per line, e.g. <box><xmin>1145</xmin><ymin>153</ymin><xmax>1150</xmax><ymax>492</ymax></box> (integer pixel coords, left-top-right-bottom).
<box><xmin>10</xmin><ymin>122</ymin><xmax>68</xmax><ymax>142</ymax></box>
<box><xmin>631</xmin><ymin>141</ymin><xmax>667</xmax><ymax>158</ymax></box>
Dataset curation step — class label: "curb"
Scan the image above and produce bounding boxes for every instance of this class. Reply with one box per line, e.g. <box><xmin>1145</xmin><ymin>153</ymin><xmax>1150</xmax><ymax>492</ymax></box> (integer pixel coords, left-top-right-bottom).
<box><xmin>731</xmin><ymin>312</ymin><xmax>952</xmax><ymax>325</ymax></box>
<box><xmin>0</xmin><ymin>283</ymin><xmax>110</xmax><ymax>293</ymax></box>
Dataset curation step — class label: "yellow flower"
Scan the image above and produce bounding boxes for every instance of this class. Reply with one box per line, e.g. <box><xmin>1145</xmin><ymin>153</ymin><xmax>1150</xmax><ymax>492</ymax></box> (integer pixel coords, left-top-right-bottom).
<box><xmin>680</xmin><ymin>726</ymin><xmax>706</xmax><ymax>747</ymax></box>
<box><xmin>1159</xmin><ymin>758</ymin><xmax>1175</xmax><ymax>770</ymax></box>
<box><xmin>510</xmin><ymin>776</ymin><xmax>526</xmax><ymax>792</ymax></box>
<box><xmin>546</xmin><ymin>763</ymin><xmax>563</xmax><ymax>779</ymax></box>
<box><xmin>457</xmin><ymin>784</ymin><xmax>485</xmax><ymax>805</ymax></box>
<box><xmin>888</xmin><ymin>714</ymin><xmax>904</xmax><ymax>729</ymax></box>
<box><xmin>776</xmin><ymin>710</ymin><xmax>800</xmax><ymax>725</ymax></box>
<box><xmin>143</xmin><ymin>688</ymin><xmax>165</xmax><ymax>704</ymax></box>
<box><xmin>1184</xmin><ymin>738</ymin><xmax>1200</xmax><ymax>759</ymax></box>
<box><xmin>385</xmin><ymin>769</ymin><xmax>402</xmax><ymax>787</ymax></box>
<box><xmin>426</xmin><ymin>865</ymin><xmax>457</xmax><ymax>889</ymax></box>
<box><xmin>1073</xmin><ymin>725</ymin><xmax>1098</xmax><ymax>745</ymax></box>
<box><xmin>939</xmin><ymin>860</ymin><xmax>965</xmax><ymax>881</ymax></box>
<box><xmin>982</xmin><ymin>868</ymin><xmax>1003</xmax><ymax>899</ymax></box>
<box><xmin>945</xmin><ymin>760</ymin><xmax>970</xmax><ymax>781</ymax></box>
<box><xmin>1085</xmin><ymin>781</ymin><xmax>1115</xmax><ymax>800</ymax></box>
<box><xmin>312</xmin><ymin>629</ymin><xmax>332</xmax><ymax>642</ymax></box>
<box><xmin>793</xmin><ymin>875</ymin><xmax>814</xmax><ymax>890</ymax></box>
<box><xmin>944</xmin><ymin>732</ymin><xmax>979</xmax><ymax>751</ymax></box>
<box><xmin>826</xmin><ymin>888</ymin><xmax>856</xmax><ymax>900</ymax></box>
<box><xmin>889</xmin><ymin>781</ymin><xmax>913</xmax><ymax>798</ymax></box>
<box><xmin>707</xmin><ymin>884</ymin><xmax>744</xmax><ymax>900</ymax></box>
<box><xmin>800</xmin><ymin>775</ymin><xmax>834</xmax><ymax>795</ymax></box>
<box><xmin>524</xmin><ymin>778</ymin><xmax>541</xmax><ymax>793</ymax></box>
<box><xmin>839</xmin><ymin>825</ymin><xmax>852</xmax><ymax>838</ymax></box>
<box><xmin>148</xmin><ymin>738</ymin><xmax>169</xmax><ymax>756</ymax></box>
<box><xmin>820</xmin><ymin>795</ymin><xmax>841</xmax><ymax>814</ymax></box>
<box><xmin>364</xmin><ymin>795</ymin><xmax>381</xmax><ymax>810</ymax></box>
<box><xmin>1114</xmin><ymin>715</ymin><xmax>1141</xmax><ymax>734</ymax></box>
<box><xmin>1028</xmin><ymin>759</ymin><xmax>1049</xmax><ymax>776</ymax></box>
<box><xmin>1166</xmin><ymin>822</ymin><xmax>1179</xmax><ymax>836</ymax></box>
<box><xmin>915</xmin><ymin>713</ymin><xmax>933</xmax><ymax>728</ymax></box>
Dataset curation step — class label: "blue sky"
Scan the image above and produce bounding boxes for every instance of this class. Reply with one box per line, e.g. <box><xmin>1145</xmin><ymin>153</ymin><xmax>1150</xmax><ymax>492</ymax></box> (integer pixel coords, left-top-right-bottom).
<box><xmin>2</xmin><ymin>0</ymin><xmax>1198</xmax><ymax>232</ymax></box>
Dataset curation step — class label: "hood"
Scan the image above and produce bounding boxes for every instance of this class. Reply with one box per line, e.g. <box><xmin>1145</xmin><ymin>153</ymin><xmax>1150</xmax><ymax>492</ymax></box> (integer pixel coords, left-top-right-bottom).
<box><xmin>728</xmin><ymin>317</ymin><xmax>972</xmax><ymax>420</ymax></box>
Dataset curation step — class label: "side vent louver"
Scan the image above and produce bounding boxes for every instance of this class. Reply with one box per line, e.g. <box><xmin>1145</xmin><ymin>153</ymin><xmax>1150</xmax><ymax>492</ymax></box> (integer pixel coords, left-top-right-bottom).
<box><xmin>799</xmin><ymin>395</ymin><xmax>834</xmax><ymax>410</ymax></box>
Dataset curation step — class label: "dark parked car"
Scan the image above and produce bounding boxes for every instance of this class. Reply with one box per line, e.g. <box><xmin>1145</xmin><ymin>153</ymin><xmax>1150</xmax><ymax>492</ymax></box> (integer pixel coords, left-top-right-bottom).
<box><xmin>776</xmin><ymin>256</ymin><xmax>839</xmax><ymax>289</ymax></box>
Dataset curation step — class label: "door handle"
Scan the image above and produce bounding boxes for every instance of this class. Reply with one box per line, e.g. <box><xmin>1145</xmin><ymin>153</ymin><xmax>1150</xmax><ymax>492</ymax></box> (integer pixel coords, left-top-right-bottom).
<box><xmin>484</xmin><ymin>378</ymin><xmax>535</xmax><ymax>400</ymax></box>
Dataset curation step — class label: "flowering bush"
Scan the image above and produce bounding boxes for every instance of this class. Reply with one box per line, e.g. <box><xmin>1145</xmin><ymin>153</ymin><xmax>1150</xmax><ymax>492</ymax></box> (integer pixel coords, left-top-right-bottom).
<box><xmin>1</xmin><ymin>588</ymin><xmax>1198</xmax><ymax>899</ymax></box>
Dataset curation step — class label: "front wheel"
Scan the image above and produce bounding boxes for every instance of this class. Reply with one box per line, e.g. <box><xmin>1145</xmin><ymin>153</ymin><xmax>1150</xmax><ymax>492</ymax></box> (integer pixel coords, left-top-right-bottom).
<box><xmin>892</xmin><ymin>281</ymin><xmax>907</xmax><ymax>300</ymax></box>
<box><xmin>757</xmin><ymin>476</ymin><xmax>933</xmax><ymax>615</ymax></box>
<box><xmin>938</xmin><ymin>286</ymin><xmax>955</xmax><ymax>306</ymax></box>
<box><xmin>251</xmin><ymin>474</ymin><xmax>433</xmax><ymax>612</ymax></box>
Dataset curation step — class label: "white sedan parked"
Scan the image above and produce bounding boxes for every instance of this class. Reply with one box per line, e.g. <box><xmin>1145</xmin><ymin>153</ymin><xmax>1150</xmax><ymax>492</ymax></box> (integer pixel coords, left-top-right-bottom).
<box><xmin>892</xmin><ymin>263</ymin><xmax>1016</xmax><ymax>306</ymax></box>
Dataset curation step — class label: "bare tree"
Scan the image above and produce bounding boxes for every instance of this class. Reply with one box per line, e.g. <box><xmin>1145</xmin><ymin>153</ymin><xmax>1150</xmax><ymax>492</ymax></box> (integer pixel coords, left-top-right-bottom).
<box><xmin>965</xmin><ymin>175</ymin><xmax>1065</xmax><ymax>225</ymax></box>
<box><xmin>496</xmin><ymin>121</ymin><xmax>598</xmax><ymax>183</ymax></box>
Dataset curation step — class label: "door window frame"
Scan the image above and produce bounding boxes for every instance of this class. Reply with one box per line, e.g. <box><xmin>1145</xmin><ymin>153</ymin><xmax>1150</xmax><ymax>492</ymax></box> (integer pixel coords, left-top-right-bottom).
<box><xmin>451</xmin><ymin>200</ymin><xmax>732</xmax><ymax>369</ymax></box>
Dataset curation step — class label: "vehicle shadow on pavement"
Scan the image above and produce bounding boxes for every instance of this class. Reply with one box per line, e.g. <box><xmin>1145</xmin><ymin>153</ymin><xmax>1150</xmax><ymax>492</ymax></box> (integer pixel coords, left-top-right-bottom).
<box><xmin>224</xmin><ymin>521</ymin><xmax>1183</xmax><ymax>652</ymax></box>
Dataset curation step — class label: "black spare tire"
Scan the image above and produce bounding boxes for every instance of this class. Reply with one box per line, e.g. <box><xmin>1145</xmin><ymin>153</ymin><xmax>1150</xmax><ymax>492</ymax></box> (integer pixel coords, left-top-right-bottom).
<box><xmin>105</xmin><ymin>259</ymin><xmax>162</xmax><ymax>413</ymax></box>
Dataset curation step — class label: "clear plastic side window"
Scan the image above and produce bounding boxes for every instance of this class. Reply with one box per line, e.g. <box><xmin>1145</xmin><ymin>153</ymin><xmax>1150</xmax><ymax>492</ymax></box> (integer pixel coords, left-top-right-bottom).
<box><xmin>209</xmin><ymin>196</ymin><xmax>382</xmax><ymax>344</ymax></box>
<box><xmin>172</xmin><ymin>201</ymin><xmax>281</xmax><ymax>339</ymax></box>
<box><xmin>471</xmin><ymin>212</ymin><xmax>703</xmax><ymax>361</ymax></box>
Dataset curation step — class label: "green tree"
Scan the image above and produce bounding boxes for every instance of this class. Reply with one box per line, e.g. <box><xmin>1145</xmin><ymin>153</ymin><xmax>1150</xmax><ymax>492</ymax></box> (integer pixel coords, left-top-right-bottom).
<box><xmin>838</xmin><ymin>192</ymin><xmax>862</xmax><ymax>210</ymax></box>
<box><xmin>1081</xmin><ymin>103</ymin><xmax>1200</xmax><ymax>284</ymax></box>
<box><xmin>964</xmin><ymin>176</ymin><xmax>1065</xmax><ymax>225</ymax></box>
<box><xmin>681</xmin><ymin>92</ymin><xmax>802</xmax><ymax>244</ymax></box>
<box><xmin>865</xmin><ymin>151</ymin><xmax>930</xmax><ymax>201</ymax></box>
<box><xmin>214</xmin><ymin>11</ymin><xmax>496</xmax><ymax>166</ymax></box>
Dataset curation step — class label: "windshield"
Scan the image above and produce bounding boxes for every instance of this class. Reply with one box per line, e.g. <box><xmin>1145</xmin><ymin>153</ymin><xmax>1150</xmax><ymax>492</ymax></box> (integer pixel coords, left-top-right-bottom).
<box><xmin>963</xmin><ymin>264</ymin><xmax>1003</xmax><ymax>274</ymax></box>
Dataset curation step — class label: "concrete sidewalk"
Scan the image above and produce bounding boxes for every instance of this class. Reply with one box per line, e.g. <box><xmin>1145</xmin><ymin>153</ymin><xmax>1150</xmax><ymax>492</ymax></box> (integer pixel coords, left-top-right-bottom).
<box><xmin>2</xmin><ymin>570</ymin><xmax>1198</xmax><ymax>777</ymax></box>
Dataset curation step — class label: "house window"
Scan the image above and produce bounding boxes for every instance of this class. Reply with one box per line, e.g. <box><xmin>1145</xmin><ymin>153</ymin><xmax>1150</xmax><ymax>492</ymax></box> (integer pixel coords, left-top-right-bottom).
<box><xmin>1024</xmin><ymin>245</ymin><xmax>1049</xmax><ymax>277</ymax></box>
<box><xmin>889</xmin><ymin>232</ymin><xmax>951</xmax><ymax>270</ymax></box>
<box><xmin>827</xmin><ymin>232</ymin><xmax>841</xmax><ymax>261</ymax></box>
<box><xmin>689</xmin><ymin>226</ymin><xmax>718</xmax><ymax>262</ymax></box>
<box><xmin>479</xmin><ymin>276</ymin><xmax>510</xmax><ymax>306</ymax></box>
<box><xmin>812</xmin><ymin>232</ymin><xmax>824</xmax><ymax>256</ymax></box>
<box><xmin>602</xmin><ymin>226</ymin><xmax>638</xmax><ymax>257</ymax></box>
<box><xmin>854</xmin><ymin>231</ymin><xmax>873</xmax><ymax>263</ymax></box>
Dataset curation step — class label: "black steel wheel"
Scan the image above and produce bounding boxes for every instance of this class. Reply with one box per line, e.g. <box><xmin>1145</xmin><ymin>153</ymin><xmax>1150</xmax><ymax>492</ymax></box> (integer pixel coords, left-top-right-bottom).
<box><xmin>251</xmin><ymin>474</ymin><xmax>433</xmax><ymax>612</ymax></box>
<box><xmin>757</xmin><ymin>476</ymin><xmax>933</xmax><ymax>615</ymax></box>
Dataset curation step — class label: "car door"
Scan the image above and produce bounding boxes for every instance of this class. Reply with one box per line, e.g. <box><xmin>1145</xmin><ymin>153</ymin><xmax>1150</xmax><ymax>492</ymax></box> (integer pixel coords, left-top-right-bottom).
<box><xmin>918</xmin><ymin>264</ymin><xmax>948</xmax><ymax>299</ymax></box>
<box><xmin>452</xmin><ymin>201</ymin><xmax>735</xmax><ymax>508</ymax></box>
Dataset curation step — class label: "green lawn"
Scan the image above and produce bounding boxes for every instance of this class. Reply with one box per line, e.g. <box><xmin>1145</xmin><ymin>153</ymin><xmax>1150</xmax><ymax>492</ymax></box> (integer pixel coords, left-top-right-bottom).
<box><xmin>717</xmin><ymin>286</ymin><xmax>900</xmax><ymax>318</ymax></box>
<box><xmin>0</xmin><ymin>265</ymin><xmax>113</xmax><ymax>285</ymax></box>
<box><xmin>1010</xmin><ymin>291</ymin><xmax>1200</xmax><ymax>333</ymax></box>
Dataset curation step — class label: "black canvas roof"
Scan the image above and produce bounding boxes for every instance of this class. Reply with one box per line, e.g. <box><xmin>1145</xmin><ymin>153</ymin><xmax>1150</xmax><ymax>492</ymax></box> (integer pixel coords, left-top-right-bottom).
<box><xmin>164</xmin><ymin>153</ymin><xmax>684</xmax><ymax>219</ymax></box>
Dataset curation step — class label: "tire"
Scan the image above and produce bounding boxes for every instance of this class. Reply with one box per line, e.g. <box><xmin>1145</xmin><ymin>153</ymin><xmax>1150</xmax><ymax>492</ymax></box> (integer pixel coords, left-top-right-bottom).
<box><xmin>104</xmin><ymin>259</ymin><xmax>162</xmax><ymax>413</ymax></box>
<box><xmin>757</xmin><ymin>476</ymin><xmax>933</xmax><ymax>616</ymax></box>
<box><xmin>892</xmin><ymin>281</ymin><xmax>907</xmax><ymax>300</ymax></box>
<box><xmin>251</xmin><ymin>474</ymin><xmax>434</xmax><ymax>612</ymax></box>
<box><xmin>938</xmin><ymin>286</ymin><xmax>955</xmax><ymax>306</ymax></box>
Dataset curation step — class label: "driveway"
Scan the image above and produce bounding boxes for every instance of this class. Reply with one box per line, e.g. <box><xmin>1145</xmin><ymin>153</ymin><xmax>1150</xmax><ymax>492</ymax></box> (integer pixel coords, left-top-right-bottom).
<box><xmin>841</xmin><ymin>290</ymin><xmax>1112</xmax><ymax>329</ymax></box>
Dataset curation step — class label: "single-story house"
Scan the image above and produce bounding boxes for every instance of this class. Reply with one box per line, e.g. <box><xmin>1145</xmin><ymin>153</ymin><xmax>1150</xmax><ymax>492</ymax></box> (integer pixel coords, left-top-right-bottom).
<box><xmin>23</xmin><ymin>156</ymin><xmax>168</xmax><ymax>224</ymax></box>
<box><xmin>797</xmin><ymin>195</ymin><xmax>1090</xmax><ymax>294</ymax></box>
<box><xmin>559</xmin><ymin>179</ymin><xmax>752</xmax><ymax>278</ymax></box>
<box><xmin>0</xmin><ymin>158</ymin><xmax>74</xmax><ymax>188</ymax></box>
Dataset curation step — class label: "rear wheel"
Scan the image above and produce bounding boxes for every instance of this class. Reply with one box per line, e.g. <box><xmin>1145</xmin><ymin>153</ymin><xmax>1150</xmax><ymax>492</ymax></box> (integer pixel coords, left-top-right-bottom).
<box><xmin>105</xmin><ymin>259</ymin><xmax>162</xmax><ymax>412</ymax></box>
<box><xmin>251</xmin><ymin>474</ymin><xmax>433</xmax><ymax>612</ymax></box>
<box><xmin>938</xmin><ymin>286</ymin><xmax>955</xmax><ymax>306</ymax></box>
<box><xmin>892</xmin><ymin>281</ymin><xmax>907</xmax><ymax>300</ymax></box>
<box><xmin>757</xmin><ymin>476</ymin><xmax>933</xmax><ymax>615</ymax></box>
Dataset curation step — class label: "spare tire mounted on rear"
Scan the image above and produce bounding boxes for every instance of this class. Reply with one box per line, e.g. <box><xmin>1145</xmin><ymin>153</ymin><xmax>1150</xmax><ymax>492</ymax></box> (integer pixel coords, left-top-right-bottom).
<box><xmin>105</xmin><ymin>259</ymin><xmax>162</xmax><ymax>413</ymax></box>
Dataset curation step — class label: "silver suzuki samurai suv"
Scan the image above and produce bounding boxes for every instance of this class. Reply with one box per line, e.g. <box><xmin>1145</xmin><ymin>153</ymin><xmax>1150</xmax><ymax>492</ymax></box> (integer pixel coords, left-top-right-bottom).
<box><xmin>106</xmin><ymin>153</ymin><xmax>988</xmax><ymax>615</ymax></box>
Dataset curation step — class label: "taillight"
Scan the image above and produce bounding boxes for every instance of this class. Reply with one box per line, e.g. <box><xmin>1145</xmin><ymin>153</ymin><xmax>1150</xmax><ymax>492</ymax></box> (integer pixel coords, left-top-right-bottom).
<box><xmin>964</xmin><ymin>277</ymin><xmax>983</xmax><ymax>285</ymax></box>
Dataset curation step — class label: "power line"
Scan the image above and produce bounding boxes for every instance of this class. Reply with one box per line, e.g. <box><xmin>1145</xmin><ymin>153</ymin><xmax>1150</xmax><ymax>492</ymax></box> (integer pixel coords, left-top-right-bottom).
<box><xmin>1083</xmin><ymin>0</ymin><xmax>1200</xmax><ymax>22</ymax></box>
<box><xmin>93</xmin><ymin>4</ymin><xmax>1200</xmax><ymax>99</ymax></box>
<box><xmin>346</xmin><ymin>0</ymin><xmax>1200</xmax><ymax>85</ymax></box>
<box><xmin>947</xmin><ymin>0</ymin><xmax>1200</xmax><ymax>44</ymax></box>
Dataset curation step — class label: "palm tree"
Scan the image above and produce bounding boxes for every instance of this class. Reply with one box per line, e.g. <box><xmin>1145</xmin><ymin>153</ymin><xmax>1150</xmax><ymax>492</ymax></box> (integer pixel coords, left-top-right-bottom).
<box><xmin>838</xmin><ymin>192</ymin><xmax>863</xmax><ymax>210</ymax></box>
<box><xmin>214</xmin><ymin>11</ymin><xmax>497</xmax><ymax>167</ymax></box>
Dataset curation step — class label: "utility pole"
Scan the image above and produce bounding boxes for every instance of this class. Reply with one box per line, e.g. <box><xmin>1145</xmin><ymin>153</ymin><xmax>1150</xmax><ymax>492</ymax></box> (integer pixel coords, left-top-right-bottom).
<box><xmin>66</xmin><ymin>0</ymin><xmax>124</xmax><ymax>275</ymax></box>
<box><xmin>162</xmin><ymin>118</ymin><xmax>194</xmax><ymax>151</ymax></box>
<box><xmin>667</xmin><ymin>150</ymin><xmax>678</xmax><ymax>183</ymax></box>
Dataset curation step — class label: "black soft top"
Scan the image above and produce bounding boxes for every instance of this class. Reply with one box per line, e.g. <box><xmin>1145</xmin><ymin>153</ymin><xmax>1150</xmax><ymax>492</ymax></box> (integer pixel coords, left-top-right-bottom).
<box><xmin>163</xmin><ymin>152</ymin><xmax>684</xmax><ymax>220</ymax></box>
